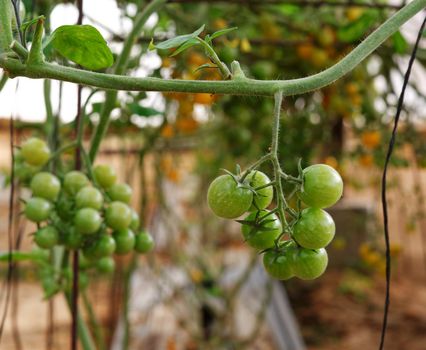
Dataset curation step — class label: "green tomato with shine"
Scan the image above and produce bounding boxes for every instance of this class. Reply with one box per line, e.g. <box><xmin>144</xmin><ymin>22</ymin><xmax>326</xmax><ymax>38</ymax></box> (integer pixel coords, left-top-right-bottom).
<box><xmin>247</xmin><ymin>171</ymin><xmax>273</xmax><ymax>211</ymax></box>
<box><xmin>113</xmin><ymin>228</ymin><xmax>135</xmax><ymax>255</ymax></box>
<box><xmin>293</xmin><ymin>208</ymin><xmax>335</xmax><ymax>249</ymax></box>
<box><xmin>241</xmin><ymin>210</ymin><xmax>282</xmax><ymax>250</ymax></box>
<box><xmin>21</xmin><ymin>138</ymin><xmax>51</xmax><ymax>166</ymax></box>
<box><xmin>263</xmin><ymin>243</ymin><xmax>296</xmax><ymax>280</ymax></box>
<box><xmin>300</xmin><ymin>164</ymin><xmax>343</xmax><ymax>208</ymax></box>
<box><xmin>30</xmin><ymin>172</ymin><xmax>61</xmax><ymax>201</ymax></box>
<box><xmin>34</xmin><ymin>226</ymin><xmax>59</xmax><ymax>249</ymax></box>
<box><xmin>293</xmin><ymin>247</ymin><xmax>328</xmax><ymax>280</ymax></box>
<box><xmin>207</xmin><ymin>174</ymin><xmax>253</xmax><ymax>219</ymax></box>
<box><xmin>93</xmin><ymin>164</ymin><xmax>117</xmax><ymax>189</ymax></box>
<box><xmin>64</xmin><ymin>171</ymin><xmax>90</xmax><ymax>196</ymax></box>
<box><xmin>134</xmin><ymin>231</ymin><xmax>154</xmax><ymax>253</ymax></box>
<box><xmin>105</xmin><ymin>202</ymin><xmax>132</xmax><ymax>230</ymax></box>
<box><xmin>74</xmin><ymin>208</ymin><xmax>102</xmax><ymax>234</ymax></box>
<box><xmin>108</xmin><ymin>183</ymin><xmax>132</xmax><ymax>204</ymax></box>
<box><xmin>25</xmin><ymin>197</ymin><xmax>52</xmax><ymax>222</ymax></box>
<box><xmin>75</xmin><ymin>186</ymin><xmax>103</xmax><ymax>210</ymax></box>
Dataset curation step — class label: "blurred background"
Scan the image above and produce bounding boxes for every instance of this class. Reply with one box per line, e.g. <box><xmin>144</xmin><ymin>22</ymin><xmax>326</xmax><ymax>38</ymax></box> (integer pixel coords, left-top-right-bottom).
<box><xmin>0</xmin><ymin>0</ymin><xmax>426</xmax><ymax>349</ymax></box>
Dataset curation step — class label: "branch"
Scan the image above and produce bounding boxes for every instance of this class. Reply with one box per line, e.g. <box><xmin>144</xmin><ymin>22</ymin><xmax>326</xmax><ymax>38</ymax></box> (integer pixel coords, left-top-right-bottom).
<box><xmin>1</xmin><ymin>0</ymin><xmax>424</xmax><ymax>97</ymax></box>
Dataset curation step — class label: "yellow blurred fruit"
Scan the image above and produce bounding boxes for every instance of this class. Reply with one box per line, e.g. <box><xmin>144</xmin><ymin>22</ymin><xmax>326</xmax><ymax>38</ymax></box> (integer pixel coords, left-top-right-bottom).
<box><xmin>213</xmin><ymin>18</ymin><xmax>227</xmax><ymax>30</ymax></box>
<box><xmin>311</xmin><ymin>49</ymin><xmax>329</xmax><ymax>69</ymax></box>
<box><xmin>161</xmin><ymin>124</ymin><xmax>174</xmax><ymax>139</ymax></box>
<box><xmin>194</xmin><ymin>93</ymin><xmax>217</xmax><ymax>105</ymax></box>
<box><xmin>359</xmin><ymin>154</ymin><xmax>374</xmax><ymax>167</ymax></box>
<box><xmin>361</xmin><ymin>131</ymin><xmax>381</xmax><ymax>149</ymax></box>
<box><xmin>176</xmin><ymin>116</ymin><xmax>198</xmax><ymax>134</ymax></box>
<box><xmin>350</xmin><ymin>93</ymin><xmax>363</xmax><ymax>107</ymax></box>
<box><xmin>324</xmin><ymin>156</ymin><xmax>338</xmax><ymax>169</ymax></box>
<box><xmin>359</xmin><ymin>243</ymin><xmax>371</xmax><ymax>259</ymax></box>
<box><xmin>346</xmin><ymin>7</ymin><xmax>364</xmax><ymax>21</ymax></box>
<box><xmin>161</xmin><ymin>57</ymin><xmax>172</xmax><ymax>68</ymax></box>
<box><xmin>345</xmin><ymin>82</ymin><xmax>359</xmax><ymax>96</ymax></box>
<box><xmin>332</xmin><ymin>237</ymin><xmax>346</xmax><ymax>250</ymax></box>
<box><xmin>240</xmin><ymin>38</ymin><xmax>252</xmax><ymax>53</ymax></box>
<box><xmin>318</xmin><ymin>26</ymin><xmax>335</xmax><ymax>47</ymax></box>
<box><xmin>187</xmin><ymin>52</ymin><xmax>207</xmax><ymax>67</ymax></box>
<box><xmin>189</xmin><ymin>268</ymin><xmax>203</xmax><ymax>283</ymax></box>
<box><xmin>389</xmin><ymin>244</ymin><xmax>402</xmax><ymax>257</ymax></box>
<box><xmin>178</xmin><ymin>100</ymin><xmax>194</xmax><ymax>115</ymax></box>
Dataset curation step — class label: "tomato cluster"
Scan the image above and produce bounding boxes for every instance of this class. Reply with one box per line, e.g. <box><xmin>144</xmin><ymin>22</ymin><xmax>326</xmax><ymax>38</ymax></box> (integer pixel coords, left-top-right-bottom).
<box><xmin>18</xmin><ymin>138</ymin><xmax>154</xmax><ymax>275</ymax></box>
<box><xmin>207</xmin><ymin>164</ymin><xmax>343</xmax><ymax>280</ymax></box>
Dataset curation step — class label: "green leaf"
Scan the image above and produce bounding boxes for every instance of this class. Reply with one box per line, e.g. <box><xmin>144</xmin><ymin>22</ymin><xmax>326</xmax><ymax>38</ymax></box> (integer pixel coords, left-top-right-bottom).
<box><xmin>170</xmin><ymin>38</ymin><xmax>200</xmax><ymax>57</ymax></box>
<box><xmin>209</xmin><ymin>27</ymin><xmax>238</xmax><ymax>41</ymax></box>
<box><xmin>48</xmin><ymin>25</ymin><xmax>114</xmax><ymax>70</ymax></box>
<box><xmin>337</xmin><ymin>11</ymin><xmax>379</xmax><ymax>43</ymax></box>
<box><xmin>277</xmin><ymin>4</ymin><xmax>301</xmax><ymax>15</ymax></box>
<box><xmin>391</xmin><ymin>31</ymin><xmax>408</xmax><ymax>54</ymax></box>
<box><xmin>128</xmin><ymin>103</ymin><xmax>162</xmax><ymax>117</ymax></box>
<box><xmin>150</xmin><ymin>25</ymin><xmax>205</xmax><ymax>50</ymax></box>
<box><xmin>194</xmin><ymin>63</ymin><xmax>217</xmax><ymax>73</ymax></box>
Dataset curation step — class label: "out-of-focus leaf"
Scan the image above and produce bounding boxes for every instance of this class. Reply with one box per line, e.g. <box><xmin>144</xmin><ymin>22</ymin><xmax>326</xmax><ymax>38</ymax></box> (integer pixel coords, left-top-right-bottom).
<box><xmin>150</xmin><ymin>25</ymin><xmax>205</xmax><ymax>50</ymax></box>
<box><xmin>128</xmin><ymin>103</ymin><xmax>162</xmax><ymax>117</ymax></box>
<box><xmin>391</xmin><ymin>31</ymin><xmax>408</xmax><ymax>54</ymax></box>
<box><xmin>337</xmin><ymin>11</ymin><xmax>379</xmax><ymax>43</ymax></box>
<box><xmin>47</xmin><ymin>25</ymin><xmax>114</xmax><ymax>70</ymax></box>
<box><xmin>210</xmin><ymin>27</ymin><xmax>238</xmax><ymax>41</ymax></box>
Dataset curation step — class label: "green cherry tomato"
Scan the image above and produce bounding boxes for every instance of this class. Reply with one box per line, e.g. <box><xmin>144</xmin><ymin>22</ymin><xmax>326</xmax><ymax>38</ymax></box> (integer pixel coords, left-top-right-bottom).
<box><xmin>64</xmin><ymin>227</ymin><xmax>84</xmax><ymax>250</ymax></box>
<box><xmin>75</xmin><ymin>186</ymin><xmax>103</xmax><ymax>210</ymax></box>
<box><xmin>112</xmin><ymin>228</ymin><xmax>135</xmax><ymax>255</ymax></box>
<box><xmin>207</xmin><ymin>174</ymin><xmax>253</xmax><ymax>219</ymax></box>
<box><xmin>134</xmin><ymin>231</ymin><xmax>154</xmax><ymax>253</ymax></box>
<box><xmin>96</xmin><ymin>257</ymin><xmax>115</xmax><ymax>274</ymax></box>
<box><xmin>85</xmin><ymin>235</ymin><xmax>116</xmax><ymax>260</ymax></box>
<box><xmin>74</xmin><ymin>208</ymin><xmax>102</xmax><ymax>234</ymax></box>
<box><xmin>30</xmin><ymin>172</ymin><xmax>61</xmax><ymax>201</ymax></box>
<box><xmin>105</xmin><ymin>202</ymin><xmax>132</xmax><ymax>230</ymax></box>
<box><xmin>93</xmin><ymin>164</ymin><xmax>117</xmax><ymax>189</ymax></box>
<box><xmin>21</xmin><ymin>137</ymin><xmax>51</xmax><ymax>166</ymax></box>
<box><xmin>34</xmin><ymin>226</ymin><xmax>59</xmax><ymax>249</ymax></box>
<box><xmin>263</xmin><ymin>244</ymin><xmax>296</xmax><ymax>280</ymax></box>
<box><xmin>293</xmin><ymin>208</ymin><xmax>335</xmax><ymax>249</ymax></box>
<box><xmin>293</xmin><ymin>247</ymin><xmax>328</xmax><ymax>280</ymax></box>
<box><xmin>241</xmin><ymin>210</ymin><xmax>282</xmax><ymax>250</ymax></box>
<box><xmin>129</xmin><ymin>209</ymin><xmax>140</xmax><ymax>232</ymax></box>
<box><xmin>300</xmin><ymin>164</ymin><xmax>343</xmax><ymax>208</ymax></box>
<box><xmin>64</xmin><ymin>171</ymin><xmax>90</xmax><ymax>196</ymax></box>
<box><xmin>108</xmin><ymin>183</ymin><xmax>132</xmax><ymax>204</ymax></box>
<box><xmin>247</xmin><ymin>171</ymin><xmax>273</xmax><ymax>211</ymax></box>
<box><xmin>25</xmin><ymin>197</ymin><xmax>52</xmax><ymax>222</ymax></box>
<box><xmin>14</xmin><ymin>162</ymin><xmax>40</xmax><ymax>184</ymax></box>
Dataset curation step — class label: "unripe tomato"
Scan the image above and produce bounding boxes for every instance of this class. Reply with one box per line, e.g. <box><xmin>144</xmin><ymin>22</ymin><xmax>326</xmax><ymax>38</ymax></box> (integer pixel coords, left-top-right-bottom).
<box><xmin>64</xmin><ymin>171</ymin><xmax>90</xmax><ymax>196</ymax></box>
<box><xmin>96</xmin><ymin>257</ymin><xmax>115</xmax><ymax>274</ymax></box>
<box><xmin>76</xmin><ymin>186</ymin><xmax>103</xmax><ymax>210</ymax></box>
<box><xmin>300</xmin><ymin>164</ymin><xmax>343</xmax><ymax>208</ymax></box>
<box><xmin>112</xmin><ymin>228</ymin><xmax>135</xmax><ymax>255</ymax></box>
<box><xmin>251</xmin><ymin>61</ymin><xmax>276</xmax><ymax>80</ymax></box>
<box><xmin>263</xmin><ymin>243</ymin><xmax>297</xmax><ymax>280</ymax></box>
<box><xmin>21</xmin><ymin>138</ymin><xmax>51</xmax><ymax>166</ymax></box>
<box><xmin>218</xmin><ymin>46</ymin><xmax>238</xmax><ymax>64</ymax></box>
<box><xmin>207</xmin><ymin>174</ymin><xmax>253</xmax><ymax>219</ymax></box>
<box><xmin>56</xmin><ymin>194</ymin><xmax>75</xmax><ymax>221</ymax></box>
<box><xmin>74</xmin><ymin>208</ymin><xmax>102</xmax><ymax>234</ymax></box>
<box><xmin>134</xmin><ymin>231</ymin><xmax>154</xmax><ymax>253</ymax></box>
<box><xmin>25</xmin><ymin>197</ymin><xmax>52</xmax><ymax>222</ymax></box>
<box><xmin>14</xmin><ymin>162</ymin><xmax>40</xmax><ymax>184</ymax></box>
<box><xmin>293</xmin><ymin>208</ymin><xmax>335</xmax><ymax>249</ymax></box>
<box><xmin>293</xmin><ymin>248</ymin><xmax>328</xmax><ymax>280</ymax></box>
<box><xmin>130</xmin><ymin>209</ymin><xmax>140</xmax><ymax>231</ymax></box>
<box><xmin>105</xmin><ymin>202</ymin><xmax>132</xmax><ymax>230</ymax></box>
<box><xmin>64</xmin><ymin>227</ymin><xmax>84</xmax><ymax>250</ymax></box>
<box><xmin>30</xmin><ymin>172</ymin><xmax>61</xmax><ymax>201</ymax></box>
<box><xmin>93</xmin><ymin>164</ymin><xmax>117</xmax><ymax>189</ymax></box>
<box><xmin>107</xmin><ymin>183</ymin><xmax>132</xmax><ymax>204</ymax></box>
<box><xmin>317</xmin><ymin>26</ymin><xmax>335</xmax><ymax>47</ymax></box>
<box><xmin>241</xmin><ymin>210</ymin><xmax>282</xmax><ymax>250</ymax></box>
<box><xmin>34</xmin><ymin>226</ymin><xmax>59</xmax><ymax>249</ymax></box>
<box><xmin>85</xmin><ymin>235</ymin><xmax>116</xmax><ymax>260</ymax></box>
<box><xmin>247</xmin><ymin>171</ymin><xmax>273</xmax><ymax>211</ymax></box>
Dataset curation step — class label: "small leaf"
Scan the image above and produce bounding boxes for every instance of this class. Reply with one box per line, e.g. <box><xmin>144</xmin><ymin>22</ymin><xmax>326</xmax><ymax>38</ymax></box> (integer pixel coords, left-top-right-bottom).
<box><xmin>48</xmin><ymin>25</ymin><xmax>114</xmax><ymax>70</ymax></box>
<box><xmin>210</xmin><ymin>27</ymin><xmax>238</xmax><ymax>41</ymax></box>
<box><xmin>151</xmin><ymin>25</ymin><xmax>205</xmax><ymax>50</ymax></box>
<box><xmin>194</xmin><ymin>63</ymin><xmax>217</xmax><ymax>73</ymax></box>
<box><xmin>170</xmin><ymin>38</ymin><xmax>200</xmax><ymax>57</ymax></box>
<box><xmin>391</xmin><ymin>31</ymin><xmax>408</xmax><ymax>54</ymax></box>
<box><xmin>128</xmin><ymin>103</ymin><xmax>162</xmax><ymax>117</ymax></box>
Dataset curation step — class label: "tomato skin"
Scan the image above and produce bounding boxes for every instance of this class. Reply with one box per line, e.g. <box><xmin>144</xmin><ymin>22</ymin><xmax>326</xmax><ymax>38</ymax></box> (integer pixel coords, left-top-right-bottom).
<box><xmin>293</xmin><ymin>208</ymin><xmax>335</xmax><ymax>249</ymax></box>
<box><xmin>96</xmin><ymin>257</ymin><xmax>115</xmax><ymax>274</ymax></box>
<box><xmin>263</xmin><ymin>246</ymin><xmax>295</xmax><ymax>280</ymax></box>
<box><xmin>105</xmin><ymin>202</ymin><xmax>132</xmax><ymax>230</ymax></box>
<box><xmin>247</xmin><ymin>171</ymin><xmax>273</xmax><ymax>211</ymax></box>
<box><xmin>25</xmin><ymin>197</ymin><xmax>52</xmax><ymax>222</ymax></box>
<box><xmin>112</xmin><ymin>228</ymin><xmax>135</xmax><ymax>255</ymax></box>
<box><xmin>74</xmin><ymin>208</ymin><xmax>102</xmax><ymax>235</ymax></box>
<box><xmin>21</xmin><ymin>138</ymin><xmax>51</xmax><ymax>166</ymax></box>
<box><xmin>207</xmin><ymin>174</ymin><xmax>253</xmax><ymax>219</ymax></box>
<box><xmin>241</xmin><ymin>210</ymin><xmax>282</xmax><ymax>250</ymax></box>
<box><xmin>93</xmin><ymin>164</ymin><xmax>117</xmax><ymax>189</ymax></box>
<box><xmin>108</xmin><ymin>183</ymin><xmax>132</xmax><ymax>204</ymax></box>
<box><xmin>89</xmin><ymin>235</ymin><xmax>116</xmax><ymax>259</ymax></box>
<box><xmin>75</xmin><ymin>186</ymin><xmax>103</xmax><ymax>210</ymax></box>
<box><xmin>293</xmin><ymin>247</ymin><xmax>328</xmax><ymax>280</ymax></box>
<box><xmin>129</xmin><ymin>209</ymin><xmax>140</xmax><ymax>231</ymax></box>
<box><xmin>34</xmin><ymin>226</ymin><xmax>59</xmax><ymax>249</ymax></box>
<box><xmin>134</xmin><ymin>231</ymin><xmax>154</xmax><ymax>253</ymax></box>
<box><xmin>64</xmin><ymin>171</ymin><xmax>90</xmax><ymax>196</ymax></box>
<box><xmin>30</xmin><ymin>172</ymin><xmax>61</xmax><ymax>201</ymax></box>
<box><xmin>300</xmin><ymin>164</ymin><xmax>343</xmax><ymax>208</ymax></box>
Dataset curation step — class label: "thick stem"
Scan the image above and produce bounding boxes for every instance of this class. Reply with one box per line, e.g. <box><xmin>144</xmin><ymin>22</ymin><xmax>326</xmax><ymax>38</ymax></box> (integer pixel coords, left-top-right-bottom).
<box><xmin>196</xmin><ymin>37</ymin><xmax>231</xmax><ymax>79</ymax></box>
<box><xmin>88</xmin><ymin>0</ymin><xmax>166</xmax><ymax>162</ymax></box>
<box><xmin>0</xmin><ymin>0</ymin><xmax>13</xmax><ymax>53</ymax></box>
<box><xmin>1</xmin><ymin>0</ymin><xmax>424</xmax><ymax>94</ymax></box>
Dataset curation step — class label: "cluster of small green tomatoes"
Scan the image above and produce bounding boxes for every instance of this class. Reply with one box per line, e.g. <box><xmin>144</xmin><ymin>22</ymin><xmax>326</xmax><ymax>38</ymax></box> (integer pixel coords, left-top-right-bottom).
<box><xmin>207</xmin><ymin>164</ymin><xmax>343</xmax><ymax>280</ymax></box>
<box><xmin>15</xmin><ymin>137</ymin><xmax>154</xmax><ymax>274</ymax></box>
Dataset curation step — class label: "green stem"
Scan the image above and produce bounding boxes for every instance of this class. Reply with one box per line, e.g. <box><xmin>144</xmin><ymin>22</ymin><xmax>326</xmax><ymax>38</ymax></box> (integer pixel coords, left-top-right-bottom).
<box><xmin>1</xmin><ymin>0</ymin><xmax>424</xmax><ymax>95</ymax></box>
<box><xmin>196</xmin><ymin>37</ymin><xmax>231</xmax><ymax>79</ymax></box>
<box><xmin>0</xmin><ymin>0</ymin><xmax>13</xmax><ymax>53</ymax></box>
<box><xmin>0</xmin><ymin>251</ymin><xmax>47</xmax><ymax>263</ymax></box>
<box><xmin>10</xmin><ymin>40</ymin><xmax>28</xmax><ymax>60</ymax></box>
<box><xmin>88</xmin><ymin>0</ymin><xmax>167</xmax><ymax>162</ymax></box>
<box><xmin>82</xmin><ymin>291</ymin><xmax>107</xmax><ymax>350</ymax></box>
<box><xmin>44</xmin><ymin>79</ymin><xmax>54</xmax><ymax>139</ymax></box>
<box><xmin>46</xmin><ymin>141</ymin><xmax>78</xmax><ymax>164</ymax></box>
<box><xmin>0</xmin><ymin>73</ymin><xmax>8</xmax><ymax>92</ymax></box>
